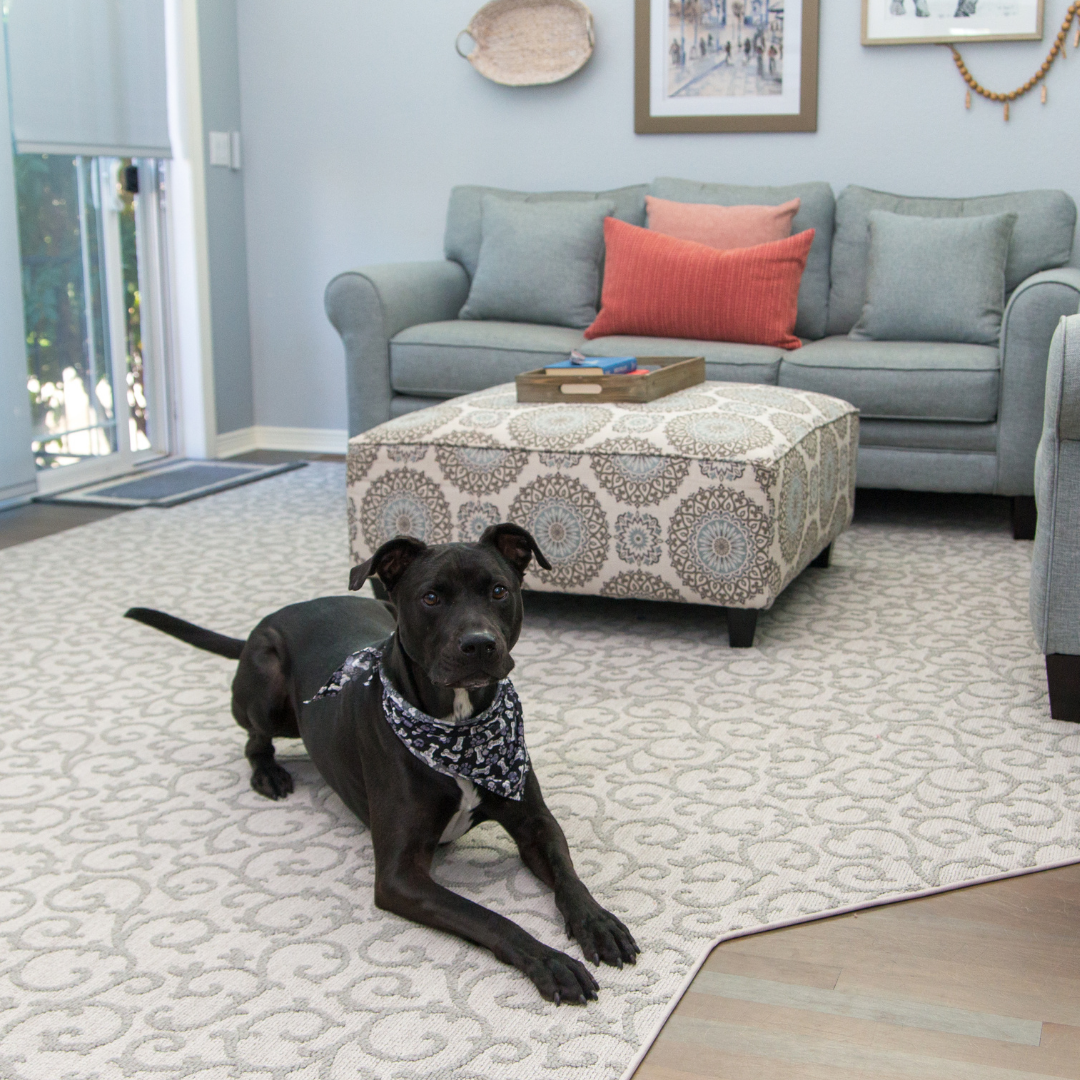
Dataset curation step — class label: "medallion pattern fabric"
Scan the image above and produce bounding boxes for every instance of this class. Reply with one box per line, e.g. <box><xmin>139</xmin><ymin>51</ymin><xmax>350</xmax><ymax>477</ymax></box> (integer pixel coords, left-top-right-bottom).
<box><xmin>309</xmin><ymin>641</ymin><xmax>530</xmax><ymax>802</ymax></box>
<box><xmin>349</xmin><ymin>383</ymin><xmax>859</xmax><ymax>610</ymax></box>
<box><xmin>1</xmin><ymin>464</ymin><xmax>1079</xmax><ymax>1080</ymax></box>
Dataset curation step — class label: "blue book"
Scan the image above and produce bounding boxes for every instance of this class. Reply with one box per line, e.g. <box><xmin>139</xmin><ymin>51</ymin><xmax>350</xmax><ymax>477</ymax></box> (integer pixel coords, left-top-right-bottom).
<box><xmin>544</xmin><ymin>356</ymin><xmax>637</xmax><ymax>376</ymax></box>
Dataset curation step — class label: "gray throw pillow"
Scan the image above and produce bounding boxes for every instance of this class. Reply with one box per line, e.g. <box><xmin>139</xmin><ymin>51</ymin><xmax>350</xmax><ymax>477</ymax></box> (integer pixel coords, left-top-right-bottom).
<box><xmin>850</xmin><ymin>210</ymin><xmax>1017</xmax><ymax>345</ymax></box>
<box><xmin>459</xmin><ymin>195</ymin><xmax>614</xmax><ymax>329</ymax></box>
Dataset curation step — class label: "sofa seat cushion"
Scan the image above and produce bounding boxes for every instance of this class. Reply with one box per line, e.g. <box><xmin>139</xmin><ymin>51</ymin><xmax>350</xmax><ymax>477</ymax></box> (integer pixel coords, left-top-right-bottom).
<box><xmin>391</xmin><ymin>321</ymin><xmax>585</xmax><ymax>397</ymax></box>
<box><xmin>780</xmin><ymin>337</ymin><xmax>1000</xmax><ymax>422</ymax></box>
<box><xmin>393</xmin><ymin>320</ymin><xmax>788</xmax><ymax>398</ymax></box>
<box><xmin>583</xmin><ymin>337</ymin><xmax>784</xmax><ymax>385</ymax></box>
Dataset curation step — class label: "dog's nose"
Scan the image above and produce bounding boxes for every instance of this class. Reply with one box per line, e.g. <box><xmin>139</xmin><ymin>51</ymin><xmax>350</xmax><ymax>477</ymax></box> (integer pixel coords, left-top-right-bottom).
<box><xmin>459</xmin><ymin>630</ymin><xmax>497</xmax><ymax>658</ymax></box>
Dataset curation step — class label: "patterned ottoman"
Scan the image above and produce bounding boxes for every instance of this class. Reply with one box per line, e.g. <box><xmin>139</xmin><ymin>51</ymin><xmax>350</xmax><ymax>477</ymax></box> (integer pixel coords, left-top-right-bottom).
<box><xmin>346</xmin><ymin>383</ymin><xmax>859</xmax><ymax>647</ymax></box>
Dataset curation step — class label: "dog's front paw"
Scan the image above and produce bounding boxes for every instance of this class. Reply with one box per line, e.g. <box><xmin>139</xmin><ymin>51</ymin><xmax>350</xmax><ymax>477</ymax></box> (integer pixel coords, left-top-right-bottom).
<box><xmin>250</xmin><ymin>762</ymin><xmax>294</xmax><ymax>800</ymax></box>
<box><xmin>520</xmin><ymin>945</ymin><xmax>599</xmax><ymax>1004</ymax></box>
<box><xmin>566</xmin><ymin>901</ymin><xmax>640</xmax><ymax>969</ymax></box>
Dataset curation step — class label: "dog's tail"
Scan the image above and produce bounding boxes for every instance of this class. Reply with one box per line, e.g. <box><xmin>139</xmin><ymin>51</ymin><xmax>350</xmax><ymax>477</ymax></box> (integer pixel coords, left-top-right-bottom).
<box><xmin>125</xmin><ymin>607</ymin><xmax>246</xmax><ymax>660</ymax></box>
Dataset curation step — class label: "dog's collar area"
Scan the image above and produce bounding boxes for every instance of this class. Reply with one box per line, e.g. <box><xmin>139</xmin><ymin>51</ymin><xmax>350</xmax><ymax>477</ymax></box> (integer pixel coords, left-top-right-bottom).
<box><xmin>306</xmin><ymin>637</ymin><xmax>530</xmax><ymax>801</ymax></box>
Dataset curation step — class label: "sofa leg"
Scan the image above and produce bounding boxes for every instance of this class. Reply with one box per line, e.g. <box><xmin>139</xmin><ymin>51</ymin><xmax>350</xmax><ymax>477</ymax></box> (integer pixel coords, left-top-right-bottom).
<box><xmin>1012</xmin><ymin>496</ymin><xmax>1037</xmax><ymax>540</ymax></box>
<box><xmin>727</xmin><ymin>608</ymin><xmax>758</xmax><ymax>648</ymax></box>
<box><xmin>1046</xmin><ymin>655</ymin><xmax>1080</xmax><ymax>722</ymax></box>
<box><xmin>810</xmin><ymin>543</ymin><xmax>831</xmax><ymax>568</ymax></box>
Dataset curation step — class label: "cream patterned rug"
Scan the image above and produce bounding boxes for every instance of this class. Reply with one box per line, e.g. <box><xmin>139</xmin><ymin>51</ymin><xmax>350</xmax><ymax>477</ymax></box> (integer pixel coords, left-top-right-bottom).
<box><xmin>0</xmin><ymin>464</ymin><xmax>1077</xmax><ymax>1080</ymax></box>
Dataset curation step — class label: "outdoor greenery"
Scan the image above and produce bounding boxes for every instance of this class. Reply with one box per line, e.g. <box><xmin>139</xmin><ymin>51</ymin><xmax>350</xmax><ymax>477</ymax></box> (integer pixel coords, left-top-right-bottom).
<box><xmin>15</xmin><ymin>153</ymin><xmax>146</xmax><ymax>461</ymax></box>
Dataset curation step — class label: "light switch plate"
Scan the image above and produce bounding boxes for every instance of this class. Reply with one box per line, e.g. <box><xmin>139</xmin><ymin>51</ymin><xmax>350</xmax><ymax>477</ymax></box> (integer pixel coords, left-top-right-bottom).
<box><xmin>230</xmin><ymin>131</ymin><xmax>242</xmax><ymax>170</ymax></box>
<box><xmin>208</xmin><ymin>131</ymin><xmax>231</xmax><ymax>167</ymax></box>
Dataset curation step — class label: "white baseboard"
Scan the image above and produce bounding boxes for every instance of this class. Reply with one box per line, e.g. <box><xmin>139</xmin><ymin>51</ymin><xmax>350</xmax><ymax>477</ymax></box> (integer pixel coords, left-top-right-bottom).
<box><xmin>213</xmin><ymin>427</ymin><xmax>258</xmax><ymax>458</ymax></box>
<box><xmin>215</xmin><ymin>425</ymin><xmax>348</xmax><ymax>458</ymax></box>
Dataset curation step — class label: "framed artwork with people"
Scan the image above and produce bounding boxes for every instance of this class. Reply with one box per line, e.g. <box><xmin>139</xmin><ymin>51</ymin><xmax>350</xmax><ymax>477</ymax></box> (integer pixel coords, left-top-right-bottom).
<box><xmin>862</xmin><ymin>0</ymin><xmax>1044</xmax><ymax>44</ymax></box>
<box><xmin>634</xmin><ymin>0</ymin><xmax>819</xmax><ymax>133</ymax></box>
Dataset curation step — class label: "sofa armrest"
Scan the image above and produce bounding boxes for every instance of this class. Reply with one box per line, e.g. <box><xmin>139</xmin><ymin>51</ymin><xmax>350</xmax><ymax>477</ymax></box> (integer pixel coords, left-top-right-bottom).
<box><xmin>996</xmin><ymin>267</ymin><xmax>1080</xmax><ymax>495</ymax></box>
<box><xmin>325</xmin><ymin>261</ymin><xmax>471</xmax><ymax>436</ymax></box>
<box><xmin>1031</xmin><ymin>314</ymin><xmax>1080</xmax><ymax>654</ymax></box>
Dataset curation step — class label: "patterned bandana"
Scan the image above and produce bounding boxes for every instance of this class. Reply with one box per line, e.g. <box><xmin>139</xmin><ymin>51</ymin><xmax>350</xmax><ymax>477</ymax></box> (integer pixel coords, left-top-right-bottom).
<box><xmin>307</xmin><ymin>638</ymin><xmax>530</xmax><ymax>801</ymax></box>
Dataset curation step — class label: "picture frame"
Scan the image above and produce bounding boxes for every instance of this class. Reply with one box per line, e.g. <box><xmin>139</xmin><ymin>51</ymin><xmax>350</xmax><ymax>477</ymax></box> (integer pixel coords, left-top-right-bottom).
<box><xmin>634</xmin><ymin>0</ymin><xmax>819</xmax><ymax>134</ymax></box>
<box><xmin>861</xmin><ymin>0</ymin><xmax>1044</xmax><ymax>45</ymax></box>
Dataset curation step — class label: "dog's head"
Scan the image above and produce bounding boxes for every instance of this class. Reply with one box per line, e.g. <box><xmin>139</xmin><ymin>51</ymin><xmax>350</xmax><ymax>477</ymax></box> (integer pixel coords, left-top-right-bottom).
<box><xmin>349</xmin><ymin>524</ymin><xmax>550</xmax><ymax>690</ymax></box>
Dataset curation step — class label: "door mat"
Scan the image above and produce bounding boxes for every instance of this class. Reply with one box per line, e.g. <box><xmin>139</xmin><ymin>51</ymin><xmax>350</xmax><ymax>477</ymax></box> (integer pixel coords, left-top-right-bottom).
<box><xmin>35</xmin><ymin>458</ymin><xmax>306</xmax><ymax>507</ymax></box>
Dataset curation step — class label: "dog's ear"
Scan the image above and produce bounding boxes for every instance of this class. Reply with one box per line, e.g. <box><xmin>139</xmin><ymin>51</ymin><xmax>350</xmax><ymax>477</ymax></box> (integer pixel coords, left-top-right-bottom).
<box><xmin>350</xmin><ymin>536</ymin><xmax>429</xmax><ymax>593</ymax></box>
<box><xmin>479</xmin><ymin>522</ymin><xmax>552</xmax><ymax>577</ymax></box>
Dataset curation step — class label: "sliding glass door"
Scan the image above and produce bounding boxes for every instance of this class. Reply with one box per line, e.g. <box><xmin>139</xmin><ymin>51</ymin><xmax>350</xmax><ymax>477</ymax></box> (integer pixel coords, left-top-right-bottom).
<box><xmin>15</xmin><ymin>154</ymin><xmax>172</xmax><ymax>493</ymax></box>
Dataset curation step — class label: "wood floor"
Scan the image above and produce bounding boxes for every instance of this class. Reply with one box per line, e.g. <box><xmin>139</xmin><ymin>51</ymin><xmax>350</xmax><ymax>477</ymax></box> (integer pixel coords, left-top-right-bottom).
<box><xmin>3</xmin><ymin>478</ymin><xmax>1076</xmax><ymax>1078</ymax></box>
<box><xmin>0</xmin><ymin>451</ymin><xmax>342</xmax><ymax>550</ymax></box>
<box><xmin>634</xmin><ymin>863</ymin><xmax>1080</xmax><ymax>1080</ymax></box>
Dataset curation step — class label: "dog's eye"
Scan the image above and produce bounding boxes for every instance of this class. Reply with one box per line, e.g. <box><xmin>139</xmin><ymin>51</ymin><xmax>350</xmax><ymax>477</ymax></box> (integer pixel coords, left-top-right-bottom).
<box><xmin>492</xmin><ymin>584</ymin><xmax>508</xmax><ymax>600</ymax></box>
<box><xmin>421</xmin><ymin>592</ymin><xmax>439</xmax><ymax>606</ymax></box>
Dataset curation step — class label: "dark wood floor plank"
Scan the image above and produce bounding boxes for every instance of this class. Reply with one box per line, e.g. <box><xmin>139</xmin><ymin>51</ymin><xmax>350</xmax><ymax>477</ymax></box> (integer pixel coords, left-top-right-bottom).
<box><xmin>0</xmin><ymin>501</ymin><xmax>126</xmax><ymax>549</ymax></box>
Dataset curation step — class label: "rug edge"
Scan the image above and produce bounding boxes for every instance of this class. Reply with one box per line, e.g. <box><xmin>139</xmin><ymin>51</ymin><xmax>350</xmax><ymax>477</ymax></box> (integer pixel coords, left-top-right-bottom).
<box><xmin>617</xmin><ymin>854</ymin><xmax>1080</xmax><ymax>1080</ymax></box>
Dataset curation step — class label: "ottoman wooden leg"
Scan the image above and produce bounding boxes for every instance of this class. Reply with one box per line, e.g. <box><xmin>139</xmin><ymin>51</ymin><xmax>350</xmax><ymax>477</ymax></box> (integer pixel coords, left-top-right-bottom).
<box><xmin>1046</xmin><ymin>655</ymin><xmax>1080</xmax><ymax>722</ymax></box>
<box><xmin>1012</xmin><ymin>496</ymin><xmax>1037</xmax><ymax>540</ymax></box>
<box><xmin>727</xmin><ymin>608</ymin><xmax>758</xmax><ymax>649</ymax></box>
<box><xmin>810</xmin><ymin>543</ymin><xmax>831</xmax><ymax>568</ymax></box>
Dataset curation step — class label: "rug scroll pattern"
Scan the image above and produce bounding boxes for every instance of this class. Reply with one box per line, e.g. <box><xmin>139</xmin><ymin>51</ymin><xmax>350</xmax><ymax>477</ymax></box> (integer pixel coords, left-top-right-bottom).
<box><xmin>0</xmin><ymin>463</ymin><xmax>1078</xmax><ymax>1080</ymax></box>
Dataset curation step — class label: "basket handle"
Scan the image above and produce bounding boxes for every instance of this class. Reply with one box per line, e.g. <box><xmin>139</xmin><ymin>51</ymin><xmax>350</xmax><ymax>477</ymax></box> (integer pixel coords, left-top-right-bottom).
<box><xmin>455</xmin><ymin>29</ymin><xmax>478</xmax><ymax>59</ymax></box>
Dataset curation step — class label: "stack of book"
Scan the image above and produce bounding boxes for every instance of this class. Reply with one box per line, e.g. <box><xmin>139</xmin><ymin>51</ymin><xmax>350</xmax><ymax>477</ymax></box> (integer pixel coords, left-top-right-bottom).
<box><xmin>543</xmin><ymin>351</ymin><xmax>649</xmax><ymax>377</ymax></box>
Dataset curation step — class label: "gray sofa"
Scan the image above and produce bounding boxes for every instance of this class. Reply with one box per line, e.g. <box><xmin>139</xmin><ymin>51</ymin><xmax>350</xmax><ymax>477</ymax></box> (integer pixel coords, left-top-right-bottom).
<box><xmin>326</xmin><ymin>179</ymin><xmax>1080</xmax><ymax>535</ymax></box>
<box><xmin>1031</xmin><ymin>313</ymin><xmax>1080</xmax><ymax>722</ymax></box>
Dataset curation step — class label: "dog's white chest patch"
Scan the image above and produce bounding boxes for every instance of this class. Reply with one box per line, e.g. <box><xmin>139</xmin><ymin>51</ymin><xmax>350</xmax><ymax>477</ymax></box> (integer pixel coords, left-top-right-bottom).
<box><xmin>439</xmin><ymin>776</ymin><xmax>482</xmax><ymax>844</ymax></box>
<box><xmin>452</xmin><ymin>688</ymin><xmax>472</xmax><ymax>722</ymax></box>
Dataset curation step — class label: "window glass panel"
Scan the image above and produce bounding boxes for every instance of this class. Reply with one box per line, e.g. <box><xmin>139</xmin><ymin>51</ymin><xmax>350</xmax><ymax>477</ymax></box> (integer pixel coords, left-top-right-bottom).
<box><xmin>118</xmin><ymin>163</ymin><xmax>150</xmax><ymax>452</ymax></box>
<box><xmin>16</xmin><ymin>153</ymin><xmax>115</xmax><ymax>468</ymax></box>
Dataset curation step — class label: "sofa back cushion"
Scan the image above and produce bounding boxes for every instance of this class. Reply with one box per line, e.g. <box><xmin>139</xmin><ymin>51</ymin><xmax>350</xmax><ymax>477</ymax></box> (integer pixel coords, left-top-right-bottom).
<box><xmin>648</xmin><ymin>177</ymin><xmax>835</xmax><ymax>341</ymax></box>
<box><xmin>459</xmin><ymin>196</ymin><xmax>614</xmax><ymax>329</ymax></box>
<box><xmin>645</xmin><ymin>194</ymin><xmax>800</xmax><ymax>249</ymax></box>
<box><xmin>827</xmin><ymin>185</ymin><xmax>1077</xmax><ymax>336</ymax></box>
<box><xmin>584</xmin><ymin>219</ymin><xmax>813</xmax><ymax>350</ymax></box>
<box><xmin>850</xmin><ymin>210</ymin><xmax>1016</xmax><ymax>345</ymax></box>
<box><xmin>445</xmin><ymin>184</ymin><xmax>648</xmax><ymax>279</ymax></box>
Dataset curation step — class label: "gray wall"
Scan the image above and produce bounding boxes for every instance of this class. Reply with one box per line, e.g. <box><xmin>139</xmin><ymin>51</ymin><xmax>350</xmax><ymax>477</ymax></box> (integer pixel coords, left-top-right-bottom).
<box><xmin>235</xmin><ymin>0</ymin><xmax>1080</xmax><ymax>434</ymax></box>
<box><xmin>199</xmin><ymin>0</ymin><xmax>254</xmax><ymax>435</ymax></box>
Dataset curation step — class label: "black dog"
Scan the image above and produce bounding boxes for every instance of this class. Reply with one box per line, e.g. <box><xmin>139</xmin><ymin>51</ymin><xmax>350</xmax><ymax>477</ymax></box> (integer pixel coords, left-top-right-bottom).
<box><xmin>126</xmin><ymin>523</ymin><xmax>638</xmax><ymax>1002</ymax></box>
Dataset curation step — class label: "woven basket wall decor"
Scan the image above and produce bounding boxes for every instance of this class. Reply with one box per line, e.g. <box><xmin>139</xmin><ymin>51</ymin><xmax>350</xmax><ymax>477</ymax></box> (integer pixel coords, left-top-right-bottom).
<box><xmin>456</xmin><ymin>0</ymin><xmax>595</xmax><ymax>87</ymax></box>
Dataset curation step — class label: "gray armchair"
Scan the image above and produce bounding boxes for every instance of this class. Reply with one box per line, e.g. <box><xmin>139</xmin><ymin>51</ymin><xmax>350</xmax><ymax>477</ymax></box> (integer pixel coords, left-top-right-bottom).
<box><xmin>1030</xmin><ymin>312</ymin><xmax>1080</xmax><ymax>721</ymax></box>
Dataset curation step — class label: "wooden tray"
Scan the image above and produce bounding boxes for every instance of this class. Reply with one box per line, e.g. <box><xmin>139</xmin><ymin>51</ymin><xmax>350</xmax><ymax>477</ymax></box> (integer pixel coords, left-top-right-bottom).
<box><xmin>516</xmin><ymin>356</ymin><xmax>705</xmax><ymax>404</ymax></box>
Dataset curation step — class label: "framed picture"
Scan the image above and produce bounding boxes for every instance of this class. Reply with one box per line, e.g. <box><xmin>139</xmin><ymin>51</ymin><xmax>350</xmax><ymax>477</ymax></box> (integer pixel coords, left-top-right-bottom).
<box><xmin>634</xmin><ymin>0</ymin><xmax>819</xmax><ymax>133</ymax></box>
<box><xmin>862</xmin><ymin>0</ymin><xmax>1044</xmax><ymax>45</ymax></box>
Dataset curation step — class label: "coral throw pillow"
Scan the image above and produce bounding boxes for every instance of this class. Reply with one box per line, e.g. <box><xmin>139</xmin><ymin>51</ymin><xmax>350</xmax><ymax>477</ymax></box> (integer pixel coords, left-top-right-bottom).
<box><xmin>646</xmin><ymin>194</ymin><xmax>800</xmax><ymax>250</ymax></box>
<box><xmin>584</xmin><ymin>218</ymin><xmax>814</xmax><ymax>350</ymax></box>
